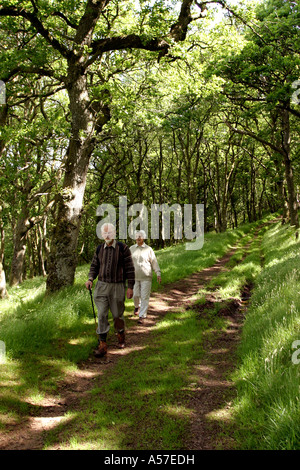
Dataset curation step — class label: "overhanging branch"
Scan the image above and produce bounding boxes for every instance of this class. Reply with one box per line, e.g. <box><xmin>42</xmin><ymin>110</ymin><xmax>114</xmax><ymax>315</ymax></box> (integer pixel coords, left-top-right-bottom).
<box><xmin>225</xmin><ymin>120</ymin><xmax>284</xmax><ymax>156</ymax></box>
<box><xmin>0</xmin><ymin>6</ymin><xmax>71</xmax><ymax>59</ymax></box>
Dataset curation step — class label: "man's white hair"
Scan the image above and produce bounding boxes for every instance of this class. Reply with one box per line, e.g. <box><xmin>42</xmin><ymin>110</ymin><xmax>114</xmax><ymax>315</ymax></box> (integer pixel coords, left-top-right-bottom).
<box><xmin>101</xmin><ymin>223</ymin><xmax>116</xmax><ymax>235</ymax></box>
<box><xmin>135</xmin><ymin>229</ymin><xmax>146</xmax><ymax>239</ymax></box>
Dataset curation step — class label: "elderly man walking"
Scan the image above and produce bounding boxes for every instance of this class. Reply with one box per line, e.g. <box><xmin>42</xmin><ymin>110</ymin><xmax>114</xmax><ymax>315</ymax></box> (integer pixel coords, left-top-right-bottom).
<box><xmin>85</xmin><ymin>223</ymin><xmax>135</xmax><ymax>357</ymax></box>
<box><xmin>130</xmin><ymin>230</ymin><xmax>161</xmax><ymax>325</ymax></box>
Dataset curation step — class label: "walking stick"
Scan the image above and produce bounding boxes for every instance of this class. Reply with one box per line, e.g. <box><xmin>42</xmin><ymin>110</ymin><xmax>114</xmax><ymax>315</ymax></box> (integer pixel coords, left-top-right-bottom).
<box><xmin>88</xmin><ymin>286</ymin><xmax>97</xmax><ymax>328</ymax></box>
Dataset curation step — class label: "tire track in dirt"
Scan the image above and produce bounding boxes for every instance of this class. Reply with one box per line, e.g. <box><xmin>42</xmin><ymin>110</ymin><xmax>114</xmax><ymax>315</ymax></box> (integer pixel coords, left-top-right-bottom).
<box><xmin>0</xmin><ymin>232</ymin><xmax>259</xmax><ymax>451</ymax></box>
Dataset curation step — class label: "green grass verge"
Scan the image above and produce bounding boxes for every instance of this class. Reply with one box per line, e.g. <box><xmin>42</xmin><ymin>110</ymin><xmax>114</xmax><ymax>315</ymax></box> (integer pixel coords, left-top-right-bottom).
<box><xmin>232</xmin><ymin>222</ymin><xmax>300</xmax><ymax>450</ymax></box>
<box><xmin>206</xmin><ymin>223</ymin><xmax>270</xmax><ymax>300</ymax></box>
<box><xmin>2</xmin><ymin>214</ymin><xmax>295</xmax><ymax>450</ymax></box>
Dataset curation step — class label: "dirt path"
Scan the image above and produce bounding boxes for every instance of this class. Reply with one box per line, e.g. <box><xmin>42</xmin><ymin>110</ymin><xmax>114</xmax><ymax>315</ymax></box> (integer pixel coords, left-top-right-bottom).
<box><xmin>0</xmin><ymin>241</ymin><xmax>252</xmax><ymax>451</ymax></box>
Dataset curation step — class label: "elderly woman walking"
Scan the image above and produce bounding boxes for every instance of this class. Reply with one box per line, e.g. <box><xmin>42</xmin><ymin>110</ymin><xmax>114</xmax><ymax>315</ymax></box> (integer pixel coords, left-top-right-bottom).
<box><xmin>130</xmin><ymin>230</ymin><xmax>161</xmax><ymax>325</ymax></box>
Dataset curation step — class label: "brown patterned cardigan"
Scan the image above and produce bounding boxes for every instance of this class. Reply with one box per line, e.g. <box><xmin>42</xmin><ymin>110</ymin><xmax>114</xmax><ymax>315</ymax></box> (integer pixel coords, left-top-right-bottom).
<box><xmin>88</xmin><ymin>241</ymin><xmax>135</xmax><ymax>289</ymax></box>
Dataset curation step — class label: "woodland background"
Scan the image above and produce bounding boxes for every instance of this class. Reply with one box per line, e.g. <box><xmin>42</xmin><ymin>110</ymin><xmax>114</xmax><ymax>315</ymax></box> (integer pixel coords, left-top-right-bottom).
<box><xmin>0</xmin><ymin>0</ymin><xmax>299</xmax><ymax>296</ymax></box>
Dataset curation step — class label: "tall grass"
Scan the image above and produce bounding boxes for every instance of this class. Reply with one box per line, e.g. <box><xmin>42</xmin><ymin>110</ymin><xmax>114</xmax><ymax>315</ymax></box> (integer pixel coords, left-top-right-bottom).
<box><xmin>0</xmin><ymin>272</ymin><xmax>95</xmax><ymax>361</ymax></box>
<box><xmin>152</xmin><ymin>219</ymin><xmax>264</xmax><ymax>290</ymax></box>
<box><xmin>0</xmin><ymin>220</ymin><xmax>259</xmax><ymax>438</ymax></box>
<box><xmin>232</xmin><ymin>222</ymin><xmax>300</xmax><ymax>449</ymax></box>
<box><xmin>206</xmin><ymin>224</ymin><xmax>269</xmax><ymax>299</ymax></box>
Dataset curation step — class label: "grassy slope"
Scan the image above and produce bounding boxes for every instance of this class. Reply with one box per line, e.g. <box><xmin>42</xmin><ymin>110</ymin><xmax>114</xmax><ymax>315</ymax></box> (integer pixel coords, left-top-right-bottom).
<box><xmin>0</xmin><ymin>219</ymin><xmax>257</xmax><ymax>447</ymax></box>
<box><xmin>0</xmin><ymin>215</ymin><xmax>299</xmax><ymax>449</ymax></box>
<box><xmin>232</xmin><ymin>222</ymin><xmax>300</xmax><ymax>450</ymax></box>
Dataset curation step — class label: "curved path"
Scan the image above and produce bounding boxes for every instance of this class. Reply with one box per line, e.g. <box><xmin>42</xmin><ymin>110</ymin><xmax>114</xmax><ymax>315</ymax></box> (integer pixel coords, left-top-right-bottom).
<box><xmin>0</xmin><ymin>240</ymin><xmax>253</xmax><ymax>450</ymax></box>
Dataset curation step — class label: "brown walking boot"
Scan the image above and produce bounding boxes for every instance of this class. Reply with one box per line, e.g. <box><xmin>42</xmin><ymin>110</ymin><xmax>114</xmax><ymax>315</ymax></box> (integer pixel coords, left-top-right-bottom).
<box><xmin>94</xmin><ymin>341</ymin><xmax>107</xmax><ymax>358</ymax></box>
<box><xmin>117</xmin><ymin>331</ymin><xmax>125</xmax><ymax>349</ymax></box>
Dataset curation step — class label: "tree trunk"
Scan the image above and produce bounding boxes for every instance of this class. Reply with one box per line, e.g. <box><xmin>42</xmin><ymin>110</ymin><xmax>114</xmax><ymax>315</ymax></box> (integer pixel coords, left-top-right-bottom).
<box><xmin>27</xmin><ymin>233</ymin><xmax>35</xmax><ymax>278</ymax></box>
<box><xmin>231</xmin><ymin>194</ymin><xmax>238</xmax><ymax>229</ymax></box>
<box><xmin>37</xmin><ymin>224</ymin><xmax>47</xmax><ymax>277</ymax></box>
<box><xmin>0</xmin><ymin>211</ymin><xmax>7</xmax><ymax>299</ymax></box>
<box><xmin>250</xmin><ymin>155</ymin><xmax>257</xmax><ymax>221</ymax></box>
<box><xmin>10</xmin><ymin>225</ymin><xmax>27</xmax><ymax>286</ymax></box>
<box><xmin>281</xmin><ymin>108</ymin><xmax>299</xmax><ymax>227</ymax></box>
<box><xmin>0</xmin><ymin>104</ymin><xmax>7</xmax><ymax>157</ymax></box>
<box><xmin>0</xmin><ymin>262</ymin><xmax>7</xmax><ymax>299</ymax></box>
<box><xmin>258</xmin><ymin>179</ymin><xmax>266</xmax><ymax>219</ymax></box>
<box><xmin>42</xmin><ymin>216</ymin><xmax>50</xmax><ymax>273</ymax></box>
<box><xmin>46</xmin><ymin>70</ymin><xmax>110</xmax><ymax>292</ymax></box>
<box><xmin>9</xmin><ymin>213</ymin><xmax>32</xmax><ymax>286</ymax></box>
<box><xmin>0</xmin><ymin>109</ymin><xmax>8</xmax><ymax>298</ymax></box>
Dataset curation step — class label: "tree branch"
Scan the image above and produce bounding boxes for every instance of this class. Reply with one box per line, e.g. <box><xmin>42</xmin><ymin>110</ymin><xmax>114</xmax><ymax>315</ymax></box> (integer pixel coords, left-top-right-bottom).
<box><xmin>74</xmin><ymin>0</ymin><xmax>111</xmax><ymax>45</ymax></box>
<box><xmin>3</xmin><ymin>66</ymin><xmax>64</xmax><ymax>83</ymax></box>
<box><xmin>88</xmin><ymin>35</ymin><xmax>170</xmax><ymax>68</ymax></box>
<box><xmin>29</xmin><ymin>180</ymin><xmax>55</xmax><ymax>208</ymax></box>
<box><xmin>225</xmin><ymin>120</ymin><xmax>284</xmax><ymax>156</ymax></box>
<box><xmin>52</xmin><ymin>11</ymin><xmax>78</xmax><ymax>30</ymax></box>
<box><xmin>169</xmin><ymin>0</ymin><xmax>194</xmax><ymax>42</ymax></box>
<box><xmin>89</xmin><ymin>0</ymin><xmax>197</xmax><ymax>64</ymax></box>
<box><xmin>0</xmin><ymin>6</ymin><xmax>71</xmax><ymax>59</ymax></box>
<box><xmin>201</xmin><ymin>0</ymin><xmax>267</xmax><ymax>43</ymax></box>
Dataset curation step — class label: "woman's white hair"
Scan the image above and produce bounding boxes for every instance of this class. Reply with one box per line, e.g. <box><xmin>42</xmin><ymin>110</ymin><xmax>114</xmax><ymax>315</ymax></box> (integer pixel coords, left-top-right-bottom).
<box><xmin>135</xmin><ymin>229</ymin><xmax>146</xmax><ymax>239</ymax></box>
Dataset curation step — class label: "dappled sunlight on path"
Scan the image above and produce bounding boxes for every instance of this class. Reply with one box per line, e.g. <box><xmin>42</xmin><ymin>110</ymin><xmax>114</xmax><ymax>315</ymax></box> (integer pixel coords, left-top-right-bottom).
<box><xmin>0</xmin><ymin>238</ymin><xmax>251</xmax><ymax>450</ymax></box>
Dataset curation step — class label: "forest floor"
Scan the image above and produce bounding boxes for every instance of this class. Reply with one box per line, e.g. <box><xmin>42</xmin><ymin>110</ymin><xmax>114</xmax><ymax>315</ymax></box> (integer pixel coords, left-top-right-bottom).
<box><xmin>0</xmin><ymin>240</ymin><xmax>254</xmax><ymax>451</ymax></box>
